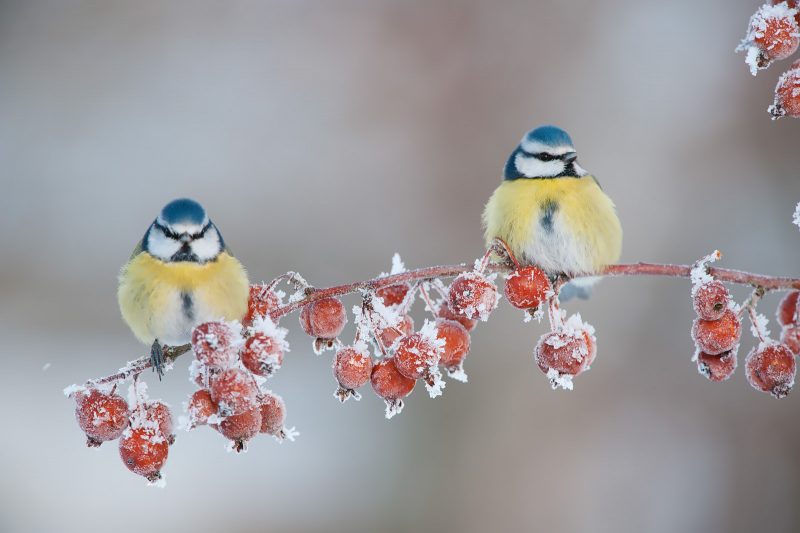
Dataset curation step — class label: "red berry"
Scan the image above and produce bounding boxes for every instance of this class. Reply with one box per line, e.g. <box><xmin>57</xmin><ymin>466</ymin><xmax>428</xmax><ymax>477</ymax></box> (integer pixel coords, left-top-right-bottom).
<box><xmin>242</xmin><ymin>284</ymin><xmax>281</xmax><ymax>326</ymax></box>
<box><xmin>745</xmin><ymin>343</ymin><xmax>797</xmax><ymax>398</ymax></box>
<box><xmin>144</xmin><ymin>401</ymin><xmax>175</xmax><ymax>445</ymax></box>
<box><xmin>437</xmin><ymin>301</ymin><xmax>477</xmax><ymax>331</ymax></box>
<box><xmin>377</xmin><ymin>315</ymin><xmax>414</xmax><ymax>350</ymax></box>
<box><xmin>772</xmin><ymin>0</ymin><xmax>800</xmax><ymax>26</ymax></box>
<box><xmin>535</xmin><ymin>330</ymin><xmax>592</xmax><ymax>380</ymax></box>
<box><xmin>692</xmin><ymin>281</ymin><xmax>730</xmax><ymax>321</ymax></box>
<box><xmin>241</xmin><ymin>332</ymin><xmax>284</xmax><ymax>376</ymax></box>
<box><xmin>299</xmin><ymin>297</ymin><xmax>347</xmax><ymax>339</ymax></box>
<box><xmin>210</xmin><ymin>368</ymin><xmax>260</xmax><ymax>416</ymax></box>
<box><xmin>436</xmin><ymin>319</ymin><xmax>470</xmax><ymax>370</ymax></box>
<box><xmin>334</xmin><ymin>347</ymin><xmax>373</xmax><ymax>390</ymax></box>
<box><xmin>505</xmin><ymin>266</ymin><xmax>551</xmax><ymax>309</ymax></box>
<box><xmin>777</xmin><ymin>291</ymin><xmax>800</xmax><ymax>326</ymax></box>
<box><xmin>371</xmin><ymin>358</ymin><xmax>416</xmax><ymax>401</ymax></box>
<box><xmin>781</xmin><ymin>325</ymin><xmax>800</xmax><ymax>354</ymax></box>
<box><xmin>191</xmin><ymin>321</ymin><xmax>238</xmax><ymax>368</ymax></box>
<box><xmin>376</xmin><ymin>284</ymin><xmax>410</xmax><ymax>307</ymax></box>
<box><xmin>448</xmin><ymin>272</ymin><xmax>498</xmax><ymax>321</ymax></box>
<box><xmin>696</xmin><ymin>349</ymin><xmax>738</xmax><ymax>382</ymax></box>
<box><xmin>583</xmin><ymin>331</ymin><xmax>598</xmax><ymax>370</ymax></box>
<box><xmin>259</xmin><ymin>392</ymin><xmax>286</xmax><ymax>436</ymax></box>
<box><xmin>691</xmin><ymin>309</ymin><xmax>742</xmax><ymax>355</ymax></box>
<box><xmin>770</xmin><ymin>65</ymin><xmax>800</xmax><ymax>118</ymax></box>
<box><xmin>186</xmin><ymin>389</ymin><xmax>218</xmax><ymax>428</ymax></box>
<box><xmin>119</xmin><ymin>427</ymin><xmax>169</xmax><ymax>482</ymax></box>
<box><xmin>750</xmin><ymin>4</ymin><xmax>800</xmax><ymax>61</ymax></box>
<box><xmin>394</xmin><ymin>332</ymin><xmax>441</xmax><ymax>380</ymax></box>
<box><xmin>74</xmin><ymin>389</ymin><xmax>130</xmax><ymax>447</ymax></box>
<box><xmin>217</xmin><ymin>408</ymin><xmax>262</xmax><ymax>451</ymax></box>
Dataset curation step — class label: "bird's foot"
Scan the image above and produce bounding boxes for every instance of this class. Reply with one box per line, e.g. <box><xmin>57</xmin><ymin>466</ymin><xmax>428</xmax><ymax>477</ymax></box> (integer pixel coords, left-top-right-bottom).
<box><xmin>150</xmin><ymin>340</ymin><xmax>165</xmax><ymax>381</ymax></box>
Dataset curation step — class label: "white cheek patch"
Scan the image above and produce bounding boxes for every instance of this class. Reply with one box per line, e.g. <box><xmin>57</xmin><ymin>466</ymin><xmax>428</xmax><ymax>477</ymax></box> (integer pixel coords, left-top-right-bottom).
<box><xmin>572</xmin><ymin>162</ymin><xmax>588</xmax><ymax>177</ymax></box>
<box><xmin>146</xmin><ymin>228</ymin><xmax>181</xmax><ymax>260</ymax></box>
<box><xmin>190</xmin><ymin>229</ymin><xmax>222</xmax><ymax>262</ymax></box>
<box><xmin>515</xmin><ymin>153</ymin><xmax>565</xmax><ymax>178</ymax></box>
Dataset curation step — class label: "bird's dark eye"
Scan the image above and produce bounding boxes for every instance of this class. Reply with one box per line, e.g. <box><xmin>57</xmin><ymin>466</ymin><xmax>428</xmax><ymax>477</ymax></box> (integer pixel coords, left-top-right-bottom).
<box><xmin>537</xmin><ymin>153</ymin><xmax>555</xmax><ymax>161</ymax></box>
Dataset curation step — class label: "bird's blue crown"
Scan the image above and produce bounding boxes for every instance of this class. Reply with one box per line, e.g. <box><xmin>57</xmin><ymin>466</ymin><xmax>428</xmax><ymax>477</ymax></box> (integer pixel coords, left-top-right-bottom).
<box><xmin>521</xmin><ymin>125</ymin><xmax>575</xmax><ymax>153</ymax></box>
<box><xmin>158</xmin><ymin>198</ymin><xmax>207</xmax><ymax>227</ymax></box>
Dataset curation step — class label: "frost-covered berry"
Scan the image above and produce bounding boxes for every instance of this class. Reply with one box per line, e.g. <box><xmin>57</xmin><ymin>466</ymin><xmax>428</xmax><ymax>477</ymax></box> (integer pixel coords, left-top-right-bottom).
<box><xmin>781</xmin><ymin>324</ymin><xmax>800</xmax><ymax>354</ymax></box>
<box><xmin>394</xmin><ymin>332</ymin><xmax>441</xmax><ymax>380</ymax></box>
<box><xmin>259</xmin><ymin>392</ymin><xmax>286</xmax><ymax>436</ymax></box>
<box><xmin>438</xmin><ymin>300</ymin><xmax>477</xmax><ymax>331</ymax></box>
<box><xmin>378</xmin><ymin>314</ymin><xmax>414</xmax><ymax>350</ymax></box>
<box><xmin>696</xmin><ymin>349</ymin><xmax>738</xmax><ymax>382</ymax></box>
<box><xmin>74</xmin><ymin>389</ymin><xmax>130</xmax><ymax>447</ymax></box>
<box><xmin>241</xmin><ymin>332</ymin><xmax>283</xmax><ymax>377</ymax></box>
<box><xmin>739</xmin><ymin>3</ymin><xmax>800</xmax><ymax>74</ymax></box>
<box><xmin>504</xmin><ymin>266</ymin><xmax>551</xmax><ymax>309</ymax></box>
<box><xmin>691</xmin><ymin>309</ymin><xmax>742</xmax><ymax>355</ymax></box>
<box><xmin>300</xmin><ymin>297</ymin><xmax>347</xmax><ymax>339</ymax></box>
<box><xmin>769</xmin><ymin>63</ymin><xmax>800</xmax><ymax>118</ymax></box>
<box><xmin>191</xmin><ymin>321</ymin><xmax>238</xmax><ymax>368</ymax></box>
<box><xmin>692</xmin><ymin>281</ymin><xmax>730</xmax><ymax>321</ymax></box>
<box><xmin>436</xmin><ymin>319</ymin><xmax>470</xmax><ymax>371</ymax></box>
<box><xmin>186</xmin><ymin>389</ymin><xmax>218</xmax><ymax>428</ymax></box>
<box><xmin>144</xmin><ymin>400</ymin><xmax>175</xmax><ymax>445</ymax></box>
<box><xmin>772</xmin><ymin>0</ymin><xmax>800</xmax><ymax>25</ymax></box>
<box><xmin>745</xmin><ymin>343</ymin><xmax>796</xmax><ymax>398</ymax></box>
<box><xmin>376</xmin><ymin>284</ymin><xmax>410</xmax><ymax>307</ymax></box>
<box><xmin>371</xmin><ymin>358</ymin><xmax>416</xmax><ymax>419</ymax></box>
<box><xmin>333</xmin><ymin>346</ymin><xmax>373</xmax><ymax>397</ymax></box>
<box><xmin>119</xmin><ymin>427</ymin><xmax>169</xmax><ymax>482</ymax></box>
<box><xmin>242</xmin><ymin>283</ymin><xmax>281</xmax><ymax>326</ymax></box>
<box><xmin>448</xmin><ymin>272</ymin><xmax>498</xmax><ymax>321</ymax></box>
<box><xmin>777</xmin><ymin>290</ymin><xmax>800</xmax><ymax>326</ymax></box>
<box><xmin>535</xmin><ymin>330</ymin><xmax>592</xmax><ymax>389</ymax></box>
<box><xmin>217</xmin><ymin>408</ymin><xmax>262</xmax><ymax>452</ymax></box>
<box><xmin>210</xmin><ymin>368</ymin><xmax>260</xmax><ymax>416</ymax></box>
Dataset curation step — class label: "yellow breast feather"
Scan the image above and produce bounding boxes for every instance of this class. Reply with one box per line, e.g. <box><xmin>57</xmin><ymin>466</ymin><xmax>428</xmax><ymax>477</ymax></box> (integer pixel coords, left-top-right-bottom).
<box><xmin>482</xmin><ymin>176</ymin><xmax>622</xmax><ymax>274</ymax></box>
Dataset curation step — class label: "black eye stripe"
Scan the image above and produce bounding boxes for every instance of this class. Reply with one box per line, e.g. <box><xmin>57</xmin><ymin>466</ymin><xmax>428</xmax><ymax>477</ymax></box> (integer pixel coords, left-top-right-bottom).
<box><xmin>154</xmin><ymin>221</ymin><xmax>212</xmax><ymax>240</ymax></box>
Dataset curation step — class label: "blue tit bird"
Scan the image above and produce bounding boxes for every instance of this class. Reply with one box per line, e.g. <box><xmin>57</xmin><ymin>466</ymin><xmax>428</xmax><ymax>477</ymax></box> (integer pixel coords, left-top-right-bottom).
<box><xmin>118</xmin><ymin>198</ymin><xmax>249</xmax><ymax>377</ymax></box>
<box><xmin>482</xmin><ymin>125</ymin><xmax>622</xmax><ymax>299</ymax></box>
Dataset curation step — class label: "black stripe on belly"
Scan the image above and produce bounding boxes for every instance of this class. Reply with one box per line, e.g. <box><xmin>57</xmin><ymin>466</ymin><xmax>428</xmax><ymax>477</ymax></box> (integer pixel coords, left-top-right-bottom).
<box><xmin>181</xmin><ymin>292</ymin><xmax>195</xmax><ymax>322</ymax></box>
<box><xmin>540</xmin><ymin>199</ymin><xmax>559</xmax><ymax>233</ymax></box>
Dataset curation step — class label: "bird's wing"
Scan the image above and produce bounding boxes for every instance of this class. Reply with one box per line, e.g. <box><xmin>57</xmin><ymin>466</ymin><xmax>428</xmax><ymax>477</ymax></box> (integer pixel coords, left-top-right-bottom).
<box><xmin>128</xmin><ymin>239</ymin><xmax>145</xmax><ymax>261</ymax></box>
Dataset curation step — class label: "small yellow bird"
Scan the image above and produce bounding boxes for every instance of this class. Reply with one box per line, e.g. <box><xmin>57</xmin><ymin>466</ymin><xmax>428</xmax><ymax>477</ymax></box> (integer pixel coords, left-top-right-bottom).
<box><xmin>118</xmin><ymin>198</ymin><xmax>249</xmax><ymax>376</ymax></box>
<box><xmin>483</xmin><ymin>125</ymin><xmax>622</xmax><ymax>298</ymax></box>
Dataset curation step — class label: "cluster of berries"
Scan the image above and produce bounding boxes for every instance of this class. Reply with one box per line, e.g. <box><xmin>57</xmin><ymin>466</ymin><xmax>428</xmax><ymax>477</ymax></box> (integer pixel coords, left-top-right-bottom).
<box><xmin>736</xmin><ymin>2</ymin><xmax>800</xmax><ymax>118</ymax></box>
<box><xmin>690</xmin><ymin>258</ymin><xmax>797</xmax><ymax>398</ymax></box>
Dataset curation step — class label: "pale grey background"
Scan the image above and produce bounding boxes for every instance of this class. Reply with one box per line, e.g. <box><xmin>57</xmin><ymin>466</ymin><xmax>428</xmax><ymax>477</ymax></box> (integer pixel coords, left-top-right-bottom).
<box><xmin>1</xmin><ymin>1</ymin><xmax>799</xmax><ymax>532</ymax></box>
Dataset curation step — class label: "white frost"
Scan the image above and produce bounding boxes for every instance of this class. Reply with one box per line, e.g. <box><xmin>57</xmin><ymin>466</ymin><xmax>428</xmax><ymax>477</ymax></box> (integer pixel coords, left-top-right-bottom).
<box><xmin>546</xmin><ymin>368</ymin><xmax>574</xmax><ymax>391</ymax></box>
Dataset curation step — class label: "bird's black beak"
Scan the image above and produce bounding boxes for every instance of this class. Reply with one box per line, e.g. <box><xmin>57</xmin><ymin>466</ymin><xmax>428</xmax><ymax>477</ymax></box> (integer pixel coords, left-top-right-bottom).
<box><xmin>562</xmin><ymin>152</ymin><xmax>577</xmax><ymax>163</ymax></box>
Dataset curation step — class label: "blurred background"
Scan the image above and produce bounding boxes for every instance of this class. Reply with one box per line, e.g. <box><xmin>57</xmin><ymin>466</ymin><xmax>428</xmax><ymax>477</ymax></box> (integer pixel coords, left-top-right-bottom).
<box><xmin>1</xmin><ymin>1</ymin><xmax>800</xmax><ymax>532</ymax></box>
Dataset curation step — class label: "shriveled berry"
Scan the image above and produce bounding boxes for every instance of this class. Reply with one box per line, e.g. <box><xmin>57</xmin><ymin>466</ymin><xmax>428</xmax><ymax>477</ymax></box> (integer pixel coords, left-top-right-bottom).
<box><xmin>210</xmin><ymin>368</ymin><xmax>260</xmax><ymax>416</ymax></box>
<box><xmin>691</xmin><ymin>309</ymin><xmax>742</xmax><ymax>355</ymax></box>
<box><xmin>697</xmin><ymin>349</ymin><xmax>738</xmax><ymax>382</ymax></box>
<box><xmin>769</xmin><ymin>64</ymin><xmax>800</xmax><ymax>118</ymax></box>
<box><xmin>259</xmin><ymin>392</ymin><xmax>286</xmax><ymax>436</ymax></box>
<box><xmin>745</xmin><ymin>343</ymin><xmax>796</xmax><ymax>398</ymax></box>
<box><xmin>448</xmin><ymin>272</ymin><xmax>498</xmax><ymax>321</ymax></box>
<box><xmin>119</xmin><ymin>427</ymin><xmax>169</xmax><ymax>482</ymax></box>
<box><xmin>692</xmin><ymin>281</ymin><xmax>730</xmax><ymax>321</ymax></box>
<box><xmin>438</xmin><ymin>301</ymin><xmax>477</xmax><ymax>331</ymax></box>
<box><xmin>300</xmin><ymin>297</ymin><xmax>347</xmax><ymax>339</ymax></box>
<box><xmin>144</xmin><ymin>400</ymin><xmax>174</xmax><ymax>445</ymax></box>
<box><xmin>777</xmin><ymin>291</ymin><xmax>800</xmax><ymax>326</ymax></box>
<box><xmin>394</xmin><ymin>332</ymin><xmax>441</xmax><ymax>380</ymax></box>
<box><xmin>191</xmin><ymin>321</ymin><xmax>238</xmax><ymax>368</ymax></box>
<box><xmin>371</xmin><ymin>358</ymin><xmax>415</xmax><ymax>401</ymax></box>
<box><xmin>436</xmin><ymin>319</ymin><xmax>470</xmax><ymax>370</ymax></box>
<box><xmin>217</xmin><ymin>408</ymin><xmax>262</xmax><ymax>450</ymax></box>
<box><xmin>334</xmin><ymin>347</ymin><xmax>373</xmax><ymax>390</ymax></box>
<box><xmin>186</xmin><ymin>389</ymin><xmax>218</xmax><ymax>428</ymax></box>
<box><xmin>376</xmin><ymin>284</ymin><xmax>410</xmax><ymax>307</ymax></box>
<box><xmin>241</xmin><ymin>332</ymin><xmax>283</xmax><ymax>376</ymax></box>
<box><xmin>781</xmin><ymin>325</ymin><xmax>800</xmax><ymax>354</ymax></box>
<box><xmin>74</xmin><ymin>389</ymin><xmax>130</xmax><ymax>447</ymax></box>
<box><xmin>242</xmin><ymin>284</ymin><xmax>281</xmax><ymax>326</ymax></box>
<box><xmin>535</xmin><ymin>330</ymin><xmax>591</xmax><ymax>378</ymax></box>
<box><xmin>505</xmin><ymin>266</ymin><xmax>551</xmax><ymax>309</ymax></box>
<box><xmin>378</xmin><ymin>315</ymin><xmax>414</xmax><ymax>350</ymax></box>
